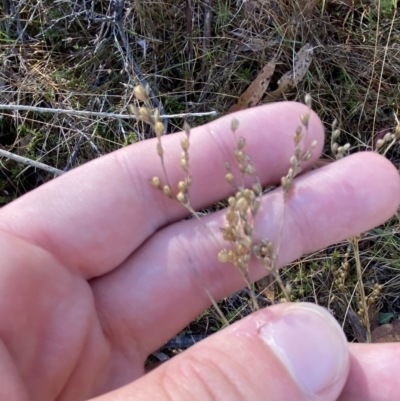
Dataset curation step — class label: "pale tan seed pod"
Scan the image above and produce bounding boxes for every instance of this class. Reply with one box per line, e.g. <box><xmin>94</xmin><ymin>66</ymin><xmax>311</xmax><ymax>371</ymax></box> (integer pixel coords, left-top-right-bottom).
<box><xmin>264</xmin><ymin>241</ymin><xmax>274</xmax><ymax>255</ymax></box>
<box><xmin>384</xmin><ymin>132</ymin><xmax>392</xmax><ymax>142</ymax></box>
<box><xmin>218</xmin><ymin>249</ymin><xmax>229</xmax><ymax>263</ymax></box>
<box><xmin>332</xmin><ymin>119</ymin><xmax>338</xmax><ymax>132</ymax></box>
<box><xmin>281</xmin><ymin>176</ymin><xmax>289</xmax><ymax>190</ymax></box>
<box><xmin>244</xmin><ymin>223</ymin><xmax>253</xmax><ymax>236</ymax></box>
<box><xmin>376</xmin><ymin>139</ymin><xmax>384</xmax><ymax>150</ymax></box>
<box><xmin>300</xmin><ymin>113</ymin><xmax>309</xmax><ymax>127</ymax></box>
<box><xmin>240</xmin><ymin>235</ymin><xmax>252</xmax><ymax>249</ymax></box>
<box><xmin>331</xmin><ymin>142</ymin><xmax>339</xmax><ymax>152</ymax></box>
<box><xmin>332</xmin><ymin>129</ymin><xmax>340</xmax><ymax>141</ymax></box>
<box><xmin>225</xmin><ymin>172</ymin><xmax>234</xmax><ymax>184</ymax></box>
<box><xmin>243</xmin><ymin>254</ymin><xmax>251</xmax><ymax>263</ymax></box>
<box><xmin>163</xmin><ymin>185</ymin><xmax>173</xmax><ymax>198</ymax></box>
<box><xmin>227</xmin><ymin>209</ymin><xmax>239</xmax><ymax>226</ymax></box>
<box><xmin>305</xmin><ymin>93</ymin><xmax>312</xmax><ymax>108</ymax></box>
<box><xmin>231</xmin><ymin>118</ymin><xmax>239</xmax><ymax>132</ymax></box>
<box><xmin>183</xmin><ymin>122</ymin><xmax>191</xmax><ymax>138</ymax></box>
<box><xmin>252</xmin><ymin>244</ymin><xmax>261</xmax><ymax>257</ymax></box>
<box><xmin>225</xmin><ymin>207</ymin><xmax>234</xmax><ymax>220</ymax></box>
<box><xmin>343</xmin><ymin>143</ymin><xmax>351</xmax><ymax>151</ymax></box>
<box><xmin>244</xmin><ymin>164</ymin><xmax>256</xmax><ymax>175</ymax></box>
<box><xmin>138</xmin><ymin>107</ymin><xmax>151</xmax><ymax>123</ymax></box>
<box><xmin>244</xmin><ymin>188</ymin><xmax>255</xmax><ymax>201</ymax></box>
<box><xmin>235</xmin><ymin>196</ymin><xmax>248</xmax><ymax>212</ymax></box>
<box><xmin>302</xmin><ymin>150</ymin><xmax>313</xmax><ymax>161</ymax></box>
<box><xmin>178</xmin><ymin>180</ymin><xmax>188</xmax><ymax>192</ymax></box>
<box><xmin>236</xmin><ymin>244</ymin><xmax>247</xmax><ymax>256</ymax></box>
<box><xmin>263</xmin><ymin>257</ymin><xmax>271</xmax><ymax>269</ymax></box>
<box><xmin>153</xmin><ymin>108</ymin><xmax>160</xmax><ymax>123</ymax></box>
<box><xmin>228</xmin><ymin>250</ymin><xmax>235</xmax><ymax>262</ymax></box>
<box><xmin>234</xmin><ymin>150</ymin><xmax>245</xmax><ymax>162</ymax></box>
<box><xmin>127</xmin><ymin>104</ymin><xmax>137</xmax><ymax>115</ymax></box>
<box><xmin>181</xmin><ymin>137</ymin><xmax>190</xmax><ymax>151</ymax></box>
<box><xmin>180</xmin><ymin>157</ymin><xmax>188</xmax><ymax>171</ymax></box>
<box><xmin>228</xmin><ymin>196</ymin><xmax>236</xmax><ymax>207</ymax></box>
<box><xmin>252</xmin><ymin>182</ymin><xmax>262</xmax><ymax>196</ymax></box>
<box><xmin>221</xmin><ymin>222</ymin><xmax>231</xmax><ymax>233</ymax></box>
<box><xmin>154</xmin><ymin>121</ymin><xmax>164</xmax><ymax>138</ymax></box>
<box><xmin>176</xmin><ymin>192</ymin><xmax>186</xmax><ymax>204</ymax></box>
<box><xmin>133</xmin><ymin>85</ymin><xmax>149</xmax><ymax>102</ymax></box>
<box><xmin>222</xmin><ymin>228</ymin><xmax>234</xmax><ymax>241</ymax></box>
<box><xmin>151</xmin><ymin>176</ymin><xmax>161</xmax><ymax>188</ymax></box>
<box><xmin>294</xmin><ymin>166</ymin><xmax>302</xmax><ymax>175</ymax></box>
<box><xmin>294</xmin><ymin>126</ymin><xmax>303</xmax><ymax>143</ymax></box>
<box><xmin>237</xmin><ymin>136</ymin><xmax>246</xmax><ymax>150</ymax></box>
<box><xmin>294</xmin><ymin>144</ymin><xmax>301</xmax><ymax>159</ymax></box>
<box><xmin>251</xmin><ymin>198</ymin><xmax>261</xmax><ymax>214</ymax></box>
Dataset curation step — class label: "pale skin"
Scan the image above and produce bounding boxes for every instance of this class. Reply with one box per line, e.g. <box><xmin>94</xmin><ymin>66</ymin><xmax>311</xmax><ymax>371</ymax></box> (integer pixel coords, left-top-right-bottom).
<box><xmin>0</xmin><ymin>102</ymin><xmax>399</xmax><ymax>401</ymax></box>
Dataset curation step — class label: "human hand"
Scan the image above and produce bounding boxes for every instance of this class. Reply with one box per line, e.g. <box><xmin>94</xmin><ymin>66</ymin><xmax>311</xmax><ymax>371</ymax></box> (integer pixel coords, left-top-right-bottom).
<box><xmin>0</xmin><ymin>102</ymin><xmax>399</xmax><ymax>401</ymax></box>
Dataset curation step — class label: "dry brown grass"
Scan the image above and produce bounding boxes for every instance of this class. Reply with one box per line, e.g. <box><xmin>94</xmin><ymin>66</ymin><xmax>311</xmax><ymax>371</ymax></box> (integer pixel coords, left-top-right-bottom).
<box><xmin>1</xmin><ymin>0</ymin><xmax>400</xmax><ymax>346</ymax></box>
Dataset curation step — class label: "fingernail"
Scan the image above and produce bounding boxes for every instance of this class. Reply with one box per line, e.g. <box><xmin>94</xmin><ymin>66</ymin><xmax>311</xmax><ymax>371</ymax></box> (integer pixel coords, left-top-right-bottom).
<box><xmin>259</xmin><ymin>303</ymin><xmax>348</xmax><ymax>395</ymax></box>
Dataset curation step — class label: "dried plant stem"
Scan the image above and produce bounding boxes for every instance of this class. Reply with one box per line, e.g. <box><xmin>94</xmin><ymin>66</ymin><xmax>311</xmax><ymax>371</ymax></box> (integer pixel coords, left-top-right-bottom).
<box><xmin>382</xmin><ymin>137</ymin><xmax>397</xmax><ymax>157</ymax></box>
<box><xmin>271</xmin><ymin>200</ymin><xmax>291</xmax><ymax>300</ymax></box>
<box><xmin>351</xmin><ymin>236</ymin><xmax>371</xmax><ymax>343</ymax></box>
<box><xmin>0</xmin><ymin>148</ymin><xmax>64</xmax><ymax>176</ymax></box>
<box><xmin>272</xmin><ymin>96</ymin><xmax>315</xmax><ymax>301</ymax></box>
<box><xmin>371</xmin><ymin>3</ymin><xmax>396</xmax><ymax>137</ymax></box>
<box><xmin>186</xmin><ymin>258</ymin><xmax>230</xmax><ymax>329</ymax></box>
<box><xmin>0</xmin><ymin>104</ymin><xmax>217</xmax><ymax>120</ymax></box>
<box><xmin>242</xmin><ymin>273</ymin><xmax>259</xmax><ymax>311</ymax></box>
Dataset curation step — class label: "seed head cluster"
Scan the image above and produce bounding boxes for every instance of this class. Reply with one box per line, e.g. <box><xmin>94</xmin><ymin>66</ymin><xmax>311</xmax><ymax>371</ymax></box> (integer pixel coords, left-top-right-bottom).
<box><xmin>216</xmin><ymin>119</ymin><xmax>265</xmax><ymax>305</ymax></box>
<box><xmin>376</xmin><ymin>131</ymin><xmax>397</xmax><ymax>151</ymax></box>
<box><xmin>146</xmin><ymin>93</ymin><xmax>319</xmax><ymax>306</ymax></box>
<box><xmin>331</xmin><ymin>119</ymin><xmax>351</xmax><ymax>159</ymax></box>
<box><xmin>334</xmin><ymin>251</ymin><xmax>350</xmax><ymax>289</ymax></box>
<box><xmin>129</xmin><ymin>84</ymin><xmax>194</xmax><ymax>208</ymax></box>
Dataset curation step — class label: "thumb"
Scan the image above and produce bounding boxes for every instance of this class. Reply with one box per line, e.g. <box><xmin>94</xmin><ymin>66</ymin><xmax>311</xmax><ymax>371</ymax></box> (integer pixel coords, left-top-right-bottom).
<box><xmin>92</xmin><ymin>303</ymin><xmax>349</xmax><ymax>401</ymax></box>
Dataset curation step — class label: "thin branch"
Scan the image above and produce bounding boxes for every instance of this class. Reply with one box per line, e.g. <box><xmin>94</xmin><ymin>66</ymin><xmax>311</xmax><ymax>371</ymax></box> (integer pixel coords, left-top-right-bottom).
<box><xmin>0</xmin><ymin>149</ymin><xmax>65</xmax><ymax>176</ymax></box>
<box><xmin>351</xmin><ymin>236</ymin><xmax>371</xmax><ymax>343</ymax></box>
<box><xmin>0</xmin><ymin>104</ymin><xmax>218</xmax><ymax>120</ymax></box>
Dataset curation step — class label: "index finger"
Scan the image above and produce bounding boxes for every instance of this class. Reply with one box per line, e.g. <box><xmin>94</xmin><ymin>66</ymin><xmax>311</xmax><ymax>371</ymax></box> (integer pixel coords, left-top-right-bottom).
<box><xmin>0</xmin><ymin>102</ymin><xmax>324</xmax><ymax>278</ymax></box>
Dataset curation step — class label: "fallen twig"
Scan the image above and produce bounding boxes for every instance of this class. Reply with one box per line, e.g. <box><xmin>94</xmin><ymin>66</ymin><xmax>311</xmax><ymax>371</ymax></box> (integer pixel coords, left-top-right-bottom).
<box><xmin>0</xmin><ymin>148</ymin><xmax>65</xmax><ymax>176</ymax></box>
<box><xmin>0</xmin><ymin>104</ymin><xmax>218</xmax><ymax>120</ymax></box>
